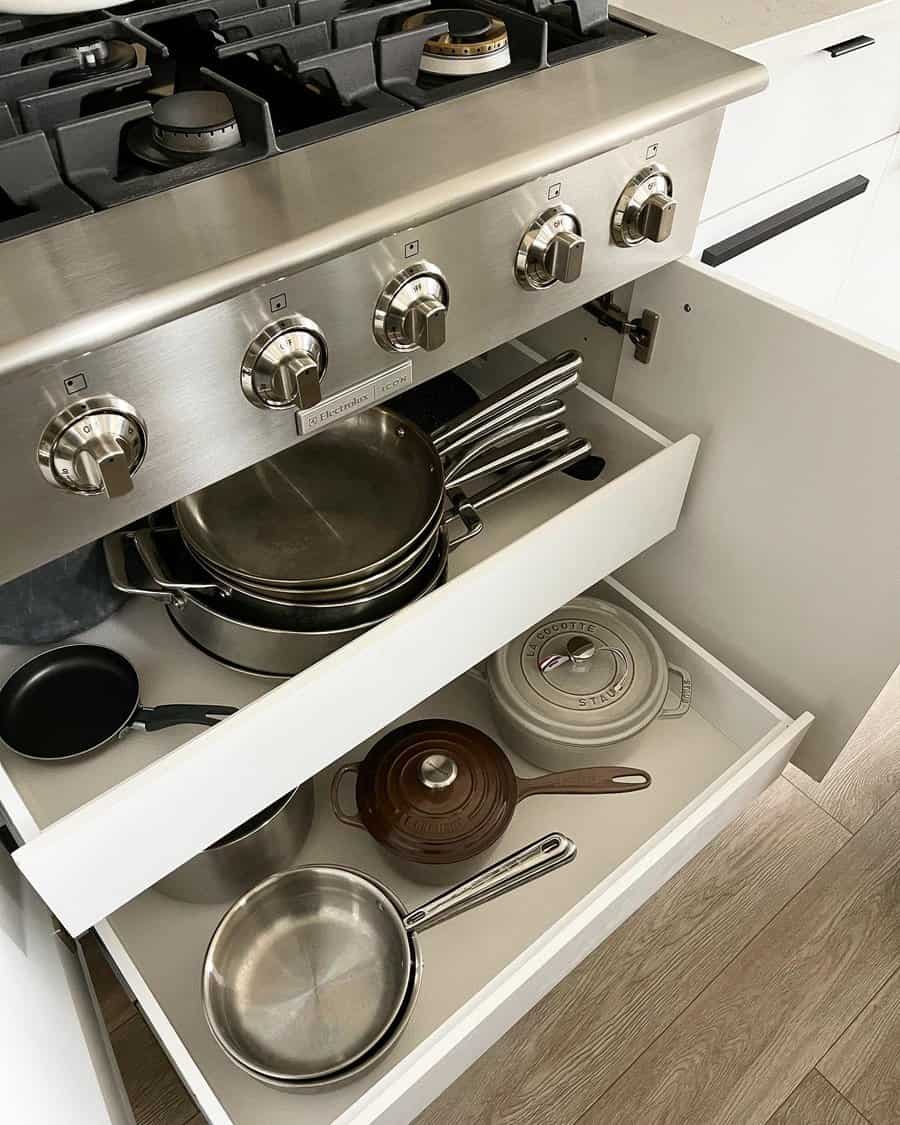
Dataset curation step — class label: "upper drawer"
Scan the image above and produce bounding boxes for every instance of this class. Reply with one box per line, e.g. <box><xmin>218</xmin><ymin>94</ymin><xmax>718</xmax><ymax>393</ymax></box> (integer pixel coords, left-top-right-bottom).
<box><xmin>702</xmin><ymin>0</ymin><xmax>900</xmax><ymax>219</ymax></box>
<box><xmin>0</xmin><ymin>348</ymin><xmax>698</xmax><ymax>936</ymax></box>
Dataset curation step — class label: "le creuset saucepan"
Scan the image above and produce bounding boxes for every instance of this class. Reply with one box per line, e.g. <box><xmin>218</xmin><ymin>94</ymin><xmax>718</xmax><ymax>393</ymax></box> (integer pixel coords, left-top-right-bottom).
<box><xmin>331</xmin><ymin>718</ymin><xmax>650</xmax><ymax>883</ymax></box>
<box><xmin>202</xmin><ymin>832</ymin><xmax>576</xmax><ymax>1088</ymax></box>
<box><xmin>0</xmin><ymin>644</ymin><xmax>235</xmax><ymax>761</ymax></box>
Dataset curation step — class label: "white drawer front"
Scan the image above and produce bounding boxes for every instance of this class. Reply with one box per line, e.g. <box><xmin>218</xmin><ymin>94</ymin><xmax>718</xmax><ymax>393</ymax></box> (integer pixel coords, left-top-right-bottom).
<box><xmin>693</xmin><ymin>136</ymin><xmax>895</xmax><ymax>320</ymax></box>
<box><xmin>95</xmin><ymin>578</ymin><xmax>811</xmax><ymax>1125</ymax></box>
<box><xmin>703</xmin><ymin>1</ymin><xmax>900</xmax><ymax>219</ymax></box>
<box><xmin>1</xmin><ymin>374</ymin><xmax>698</xmax><ymax>935</ymax></box>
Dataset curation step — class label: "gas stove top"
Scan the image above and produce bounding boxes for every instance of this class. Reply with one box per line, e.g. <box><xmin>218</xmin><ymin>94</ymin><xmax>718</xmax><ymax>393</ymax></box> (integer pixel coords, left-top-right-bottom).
<box><xmin>0</xmin><ymin>0</ymin><xmax>644</xmax><ymax>240</ymax></box>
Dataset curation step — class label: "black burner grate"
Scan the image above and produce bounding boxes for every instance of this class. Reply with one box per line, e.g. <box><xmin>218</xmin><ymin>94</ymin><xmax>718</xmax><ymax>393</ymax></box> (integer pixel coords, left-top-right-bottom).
<box><xmin>0</xmin><ymin>0</ymin><xmax>648</xmax><ymax>242</ymax></box>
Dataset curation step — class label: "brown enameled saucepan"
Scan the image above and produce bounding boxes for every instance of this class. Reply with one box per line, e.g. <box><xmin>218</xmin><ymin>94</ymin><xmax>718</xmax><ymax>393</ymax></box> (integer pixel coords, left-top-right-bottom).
<box><xmin>331</xmin><ymin>718</ymin><xmax>651</xmax><ymax>884</ymax></box>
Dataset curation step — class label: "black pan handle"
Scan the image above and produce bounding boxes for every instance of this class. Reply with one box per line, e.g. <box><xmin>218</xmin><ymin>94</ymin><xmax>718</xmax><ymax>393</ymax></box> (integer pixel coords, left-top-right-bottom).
<box><xmin>133</xmin><ymin>704</ymin><xmax>236</xmax><ymax>731</ymax></box>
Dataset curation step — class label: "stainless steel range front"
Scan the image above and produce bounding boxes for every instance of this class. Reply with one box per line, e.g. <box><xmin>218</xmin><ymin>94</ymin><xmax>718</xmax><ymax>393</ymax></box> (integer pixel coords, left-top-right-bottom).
<box><xmin>0</xmin><ymin>2</ymin><xmax>766</xmax><ymax>583</ymax></box>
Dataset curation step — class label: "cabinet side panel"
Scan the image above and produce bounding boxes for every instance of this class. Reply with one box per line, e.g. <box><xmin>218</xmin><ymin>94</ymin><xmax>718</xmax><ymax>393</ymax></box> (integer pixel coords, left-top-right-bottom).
<box><xmin>613</xmin><ymin>258</ymin><xmax>900</xmax><ymax>780</ymax></box>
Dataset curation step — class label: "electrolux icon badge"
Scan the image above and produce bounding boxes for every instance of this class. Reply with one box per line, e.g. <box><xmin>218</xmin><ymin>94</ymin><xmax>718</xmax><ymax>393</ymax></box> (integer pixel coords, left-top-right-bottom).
<box><xmin>296</xmin><ymin>362</ymin><xmax>413</xmax><ymax>435</ymax></box>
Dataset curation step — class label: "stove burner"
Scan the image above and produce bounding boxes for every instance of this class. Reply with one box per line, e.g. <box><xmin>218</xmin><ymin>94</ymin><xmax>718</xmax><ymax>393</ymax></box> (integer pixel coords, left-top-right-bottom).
<box><xmin>42</xmin><ymin>38</ymin><xmax>139</xmax><ymax>75</ymax></box>
<box><xmin>126</xmin><ymin>90</ymin><xmax>242</xmax><ymax>169</ymax></box>
<box><xmin>403</xmin><ymin>9</ymin><xmax>511</xmax><ymax>76</ymax></box>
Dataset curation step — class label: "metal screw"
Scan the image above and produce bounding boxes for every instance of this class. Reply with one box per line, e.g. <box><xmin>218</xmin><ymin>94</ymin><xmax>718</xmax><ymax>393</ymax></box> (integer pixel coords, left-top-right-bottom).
<box><xmin>683</xmin><ymin>303</ymin><xmax>692</xmax><ymax>312</ymax></box>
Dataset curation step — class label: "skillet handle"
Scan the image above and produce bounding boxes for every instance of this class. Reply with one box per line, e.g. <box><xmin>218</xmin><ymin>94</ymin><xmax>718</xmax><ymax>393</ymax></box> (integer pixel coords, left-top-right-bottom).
<box><xmin>133</xmin><ymin>704</ymin><xmax>236</xmax><ymax>731</ymax></box>
<box><xmin>444</xmin><ymin>417</ymin><xmax>570</xmax><ymax>489</ymax></box>
<box><xmin>330</xmin><ymin>764</ymin><xmax>366</xmax><ymax>829</ymax></box>
<box><xmin>431</xmin><ymin>351</ymin><xmax>582</xmax><ymax>456</ymax></box>
<box><xmin>134</xmin><ymin>528</ymin><xmax>223</xmax><ymax>594</ymax></box>
<box><xmin>516</xmin><ymin>766</ymin><xmax>651</xmax><ymax>800</ymax></box>
<box><xmin>403</xmin><ymin>832</ymin><xmax>576</xmax><ymax>934</ymax></box>
<box><xmin>444</xmin><ymin>437</ymin><xmax>592</xmax><ymax>551</ymax></box>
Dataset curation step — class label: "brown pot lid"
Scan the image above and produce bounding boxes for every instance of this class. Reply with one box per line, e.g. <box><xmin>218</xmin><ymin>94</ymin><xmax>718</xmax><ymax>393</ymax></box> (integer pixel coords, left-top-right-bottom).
<box><xmin>353</xmin><ymin>719</ymin><xmax>517</xmax><ymax>865</ymax></box>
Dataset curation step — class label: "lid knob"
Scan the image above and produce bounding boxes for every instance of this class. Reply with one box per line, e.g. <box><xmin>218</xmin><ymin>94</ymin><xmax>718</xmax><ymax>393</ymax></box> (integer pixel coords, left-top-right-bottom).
<box><xmin>539</xmin><ymin>635</ymin><xmax>596</xmax><ymax>674</ymax></box>
<box><xmin>418</xmin><ymin>753</ymin><xmax>459</xmax><ymax>791</ymax></box>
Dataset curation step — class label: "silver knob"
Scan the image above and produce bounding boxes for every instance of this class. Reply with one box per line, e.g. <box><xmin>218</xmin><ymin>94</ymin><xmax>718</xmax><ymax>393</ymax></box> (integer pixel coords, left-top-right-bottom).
<box><xmin>374</xmin><ymin>262</ymin><xmax>450</xmax><ymax>352</ymax></box>
<box><xmin>419</xmin><ymin>753</ymin><xmax>459</xmax><ymax>791</ymax></box>
<box><xmin>403</xmin><ymin>295</ymin><xmax>447</xmax><ymax>351</ymax></box>
<box><xmin>242</xmin><ymin>314</ymin><xmax>328</xmax><ymax>411</ymax></box>
<box><xmin>546</xmin><ymin>229</ymin><xmax>585</xmax><ymax>284</ymax></box>
<box><xmin>539</xmin><ymin>636</ymin><xmax>596</xmax><ymax>673</ymax></box>
<box><xmin>516</xmin><ymin>205</ymin><xmax>584</xmax><ymax>290</ymax></box>
<box><xmin>640</xmin><ymin>193</ymin><xmax>677</xmax><ymax>243</ymax></box>
<box><xmin>612</xmin><ymin>164</ymin><xmax>677</xmax><ymax>247</ymax></box>
<box><xmin>38</xmin><ymin>395</ymin><xmax>147</xmax><ymax>498</ymax></box>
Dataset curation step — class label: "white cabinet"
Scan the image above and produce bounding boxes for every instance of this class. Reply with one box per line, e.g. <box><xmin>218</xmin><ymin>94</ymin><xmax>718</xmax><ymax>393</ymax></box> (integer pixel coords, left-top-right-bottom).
<box><xmin>702</xmin><ymin>0</ymin><xmax>900</xmax><ymax>219</ymax></box>
<box><xmin>0</xmin><ymin>847</ymin><xmax>131</xmax><ymax>1125</ymax></box>
<box><xmin>691</xmin><ymin>136</ymin><xmax>897</xmax><ymax>321</ymax></box>
<box><xmin>614</xmin><ymin>257</ymin><xmax>900</xmax><ymax>782</ymax></box>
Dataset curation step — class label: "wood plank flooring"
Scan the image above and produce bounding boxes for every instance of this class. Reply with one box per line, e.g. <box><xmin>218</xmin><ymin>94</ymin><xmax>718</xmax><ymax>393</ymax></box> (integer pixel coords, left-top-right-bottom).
<box><xmin>86</xmin><ymin>693</ymin><xmax>900</xmax><ymax>1125</ymax></box>
<box><xmin>765</xmin><ymin>1072</ymin><xmax>869</xmax><ymax>1125</ymax></box>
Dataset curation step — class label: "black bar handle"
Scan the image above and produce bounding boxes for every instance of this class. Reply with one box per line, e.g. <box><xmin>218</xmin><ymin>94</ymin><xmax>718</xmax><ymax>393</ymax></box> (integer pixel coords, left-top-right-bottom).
<box><xmin>824</xmin><ymin>34</ymin><xmax>875</xmax><ymax>56</ymax></box>
<box><xmin>701</xmin><ymin>175</ymin><xmax>869</xmax><ymax>268</ymax></box>
<box><xmin>134</xmin><ymin>704</ymin><xmax>237</xmax><ymax>731</ymax></box>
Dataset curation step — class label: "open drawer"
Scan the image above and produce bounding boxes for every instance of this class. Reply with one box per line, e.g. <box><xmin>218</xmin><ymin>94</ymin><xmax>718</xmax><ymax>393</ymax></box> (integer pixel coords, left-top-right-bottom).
<box><xmin>611</xmin><ymin>256</ymin><xmax>900</xmax><ymax>783</ymax></box>
<box><xmin>0</xmin><ymin>368</ymin><xmax>699</xmax><ymax>936</ymax></box>
<box><xmin>93</xmin><ymin>578</ymin><xmax>811</xmax><ymax>1125</ymax></box>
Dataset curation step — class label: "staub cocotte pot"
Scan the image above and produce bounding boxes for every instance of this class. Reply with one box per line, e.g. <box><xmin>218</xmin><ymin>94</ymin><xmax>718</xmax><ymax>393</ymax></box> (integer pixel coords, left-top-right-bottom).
<box><xmin>486</xmin><ymin>597</ymin><xmax>693</xmax><ymax>770</ymax></box>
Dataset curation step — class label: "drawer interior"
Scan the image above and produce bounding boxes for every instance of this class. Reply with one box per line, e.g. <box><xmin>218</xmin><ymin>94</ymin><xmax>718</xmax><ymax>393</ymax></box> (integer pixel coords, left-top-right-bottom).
<box><xmin>0</xmin><ymin>364</ymin><xmax>684</xmax><ymax>844</ymax></box>
<box><xmin>96</xmin><ymin>579</ymin><xmax>803</xmax><ymax>1125</ymax></box>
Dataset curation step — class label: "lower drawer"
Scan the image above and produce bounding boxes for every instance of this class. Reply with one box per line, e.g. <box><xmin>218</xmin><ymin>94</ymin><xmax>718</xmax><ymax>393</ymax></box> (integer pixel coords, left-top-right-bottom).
<box><xmin>95</xmin><ymin>579</ymin><xmax>811</xmax><ymax>1125</ymax></box>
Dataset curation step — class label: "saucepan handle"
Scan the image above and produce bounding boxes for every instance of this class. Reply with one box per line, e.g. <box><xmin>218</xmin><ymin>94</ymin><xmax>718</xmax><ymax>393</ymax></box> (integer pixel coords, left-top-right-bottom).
<box><xmin>103</xmin><ymin>532</ymin><xmax>174</xmax><ymax>604</ymax></box>
<box><xmin>431</xmin><ymin>351</ymin><xmax>582</xmax><ymax>457</ymax></box>
<box><xmin>516</xmin><ymin>765</ymin><xmax>651</xmax><ymax>800</ymax></box>
<box><xmin>330</xmin><ymin>764</ymin><xmax>366</xmax><ymax>829</ymax></box>
<box><xmin>444</xmin><ymin>437</ymin><xmax>591</xmax><ymax>552</ymax></box>
<box><xmin>659</xmin><ymin>664</ymin><xmax>693</xmax><ymax>719</ymax></box>
<box><xmin>132</xmin><ymin>704</ymin><xmax>236</xmax><ymax>731</ymax></box>
<box><xmin>403</xmin><ymin>832</ymin><xmax>577</xmax><ymax>934</ymax></box>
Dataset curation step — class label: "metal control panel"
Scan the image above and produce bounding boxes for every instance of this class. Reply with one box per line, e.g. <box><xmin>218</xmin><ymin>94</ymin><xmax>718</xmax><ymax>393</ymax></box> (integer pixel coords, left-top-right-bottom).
<box><xmin>0</xmin><ymin>109</ymin><xmax>722</xmax><ymax>584</ymax></box>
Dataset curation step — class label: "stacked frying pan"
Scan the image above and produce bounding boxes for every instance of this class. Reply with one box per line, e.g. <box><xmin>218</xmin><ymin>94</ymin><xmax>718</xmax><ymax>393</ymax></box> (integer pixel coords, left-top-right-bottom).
<box><xmin>111</xmin><ymin>353</ymin><xmax>591</xmax><ymax>675</ymax></box>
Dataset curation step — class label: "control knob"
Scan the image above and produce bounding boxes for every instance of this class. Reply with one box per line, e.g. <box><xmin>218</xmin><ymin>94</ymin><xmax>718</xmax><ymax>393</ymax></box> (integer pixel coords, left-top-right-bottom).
<box><xmin>515</xmin><ymin>205</ymin><xmax>585</xmax><ymax>290</ymax></box>
<box><xmin>374</xmin><ymin>262</ymin><xmax>449</xmax><ymax>352</ymax></box>
<box><xmin>242</xmin><ymin>314</ymin><xmax>328</xmax><ymax>410</ymax></box>
<box><xmin>612</xmin><ymin>164</ymin><xmax>677</xmax><ymax>247</ymax></box>
<box><xmin>38</xmin><ymin>394</ymin><xmax>147</xmax><ymax>499</ymax></box>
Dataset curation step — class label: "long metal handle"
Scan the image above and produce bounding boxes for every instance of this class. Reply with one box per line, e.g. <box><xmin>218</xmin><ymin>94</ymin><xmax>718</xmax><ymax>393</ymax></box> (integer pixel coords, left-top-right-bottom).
<box><xmin>445</xmin><ymin>420</ymin><xmax>570</xmax><ymax>488</ymax></box>
<box><xmin>133</xmin><ymin>528</ymin><xmax>222</xmax><ymax>594</ymax></box>
<box><xmin>103</xmin><ymin>532</ymin><xmax>174</xmax><ymax>604</ymax></box>
<box><xmin>443</xmin><ymin>400</ymin><xmax>565</xmax><ymax>485</ymax></box>
<box><xmin>431</xmin><ymin>351</ymin><xmax>582</xmax><ymax>456</ymax></box>
<box><xmin>445</xmin><ymin>438</ymin><xmax>591</xmax><ymax>540</ymax></box>
<box><xmin>403</xmin><ymin>832</ymin><xmax>576</xmax><ymax>934</ymax></box>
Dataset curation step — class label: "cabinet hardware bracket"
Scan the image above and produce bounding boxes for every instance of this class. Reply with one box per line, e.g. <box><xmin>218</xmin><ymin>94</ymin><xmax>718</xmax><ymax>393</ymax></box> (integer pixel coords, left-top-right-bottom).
<box><xmin>52</xmin><ymin>914</ymin><xmax>76</xmax><ymax>954</ymax></box>
<box><xmin>585</xmin><ymin>295</ymin><xmax>659</xmax><ymax>364</ymax></box>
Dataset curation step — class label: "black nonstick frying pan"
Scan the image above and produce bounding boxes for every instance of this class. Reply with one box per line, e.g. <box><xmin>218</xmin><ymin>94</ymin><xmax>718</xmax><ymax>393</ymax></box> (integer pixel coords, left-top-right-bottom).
<box><xmin>0</xmin><ymin>644</ymin><xmax>235</xmax><ymax>761</ymax></box>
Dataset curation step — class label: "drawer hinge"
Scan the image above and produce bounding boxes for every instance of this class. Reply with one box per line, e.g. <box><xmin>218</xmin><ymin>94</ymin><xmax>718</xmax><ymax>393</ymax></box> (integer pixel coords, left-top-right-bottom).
<box><xmin>585</xmin><ymin>295</ymin><xmax>660</xmax><ymax>365</ymax></box>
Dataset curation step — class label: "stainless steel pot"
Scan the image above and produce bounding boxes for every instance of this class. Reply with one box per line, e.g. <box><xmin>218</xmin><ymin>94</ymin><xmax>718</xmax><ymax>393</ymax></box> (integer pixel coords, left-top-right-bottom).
<box><xmin>104</xmin><ymin>530</ymin><xmax>447</xmax><ymax>678</ymax></box>
<box><xmin>155</xmin><ymin>780</ymin><xmax>315</xmax><ymax>904</ymax></box>
<box><xmin>105</xmin><ymin>436</ymin><xmax>591</xmax><ymax>677</ymax></box>
<box><xmin>202</xmin><ymin>833</ymin><xmax>576</xmax><ymax>1088</ymax></box>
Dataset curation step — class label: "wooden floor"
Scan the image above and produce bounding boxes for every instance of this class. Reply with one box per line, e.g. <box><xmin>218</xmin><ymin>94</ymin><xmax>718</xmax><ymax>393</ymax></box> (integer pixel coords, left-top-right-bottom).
<box><xmin>87</xmin><ymin>676</ymin><xmax>900</xmax><ymax>1125</ymax></box>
